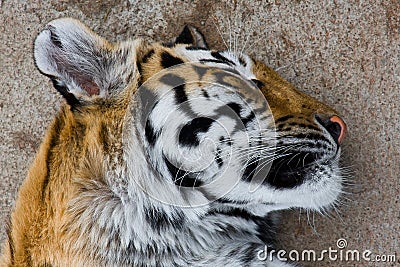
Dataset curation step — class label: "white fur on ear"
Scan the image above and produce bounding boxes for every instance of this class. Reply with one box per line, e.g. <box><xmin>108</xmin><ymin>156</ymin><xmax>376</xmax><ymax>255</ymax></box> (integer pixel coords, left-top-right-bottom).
<box><xmin>34</xmin><ymin>18</ymin><xmax>138</xmax><ymax>104</ymax></box>
<box><xmin>34</xmin><ymin>18</ymin><xmax>108</xmax><ymax>100</ymax></box>
<box><xmin>34</xmin><ymin>28</ymin><xmax>59</xmax><ymax>78</ymax></box>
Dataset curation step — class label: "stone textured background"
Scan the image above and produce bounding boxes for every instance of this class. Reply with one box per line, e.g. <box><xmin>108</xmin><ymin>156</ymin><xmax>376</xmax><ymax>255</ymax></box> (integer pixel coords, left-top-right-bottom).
<box><xmin>0</xmin><ymin>1</ymin><xmax>399</xmax><ymax>266</ymax></box>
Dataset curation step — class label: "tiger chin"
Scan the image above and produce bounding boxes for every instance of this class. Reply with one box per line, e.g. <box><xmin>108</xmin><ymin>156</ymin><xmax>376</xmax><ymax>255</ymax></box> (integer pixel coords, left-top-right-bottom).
<box><xmin>1</xmin><ymin>18</ymin><xmax>347</xmax><ymax>267</ymax></box>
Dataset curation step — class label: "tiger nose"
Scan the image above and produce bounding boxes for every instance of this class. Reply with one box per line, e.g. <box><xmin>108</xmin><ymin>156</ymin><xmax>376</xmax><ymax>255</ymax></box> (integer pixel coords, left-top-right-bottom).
<box><xmin>315</xmin><ymin>115</ymin><xmax>347</xmax><ymax>145</ymax></box>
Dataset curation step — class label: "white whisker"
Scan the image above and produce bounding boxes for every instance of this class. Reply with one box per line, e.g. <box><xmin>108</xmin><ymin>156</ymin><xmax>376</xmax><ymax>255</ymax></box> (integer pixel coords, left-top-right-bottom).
<box><xmin>211</xmin><ymin>15</ymin><xmax>229</xmax><ymax>50</ymax></box>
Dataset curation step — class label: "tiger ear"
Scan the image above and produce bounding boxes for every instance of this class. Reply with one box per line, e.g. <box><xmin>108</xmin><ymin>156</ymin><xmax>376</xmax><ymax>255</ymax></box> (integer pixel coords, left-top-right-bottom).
<box><xmin>173</xmin><ymin>25</ymin><xmax>208</xmax><ymax>49</ymax></box>
<box><xmin>34</xmin><ymin>18</ymin><xmax>135</xmax><ymax>106</ymax></box>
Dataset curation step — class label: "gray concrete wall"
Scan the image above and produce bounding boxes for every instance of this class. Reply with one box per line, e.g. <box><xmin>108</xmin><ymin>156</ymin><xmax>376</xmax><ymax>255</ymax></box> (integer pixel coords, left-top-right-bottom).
<box><xmin>0</xmin><ymin>1</ymin><xmax>399</xmax><ymax>266</ymax></box>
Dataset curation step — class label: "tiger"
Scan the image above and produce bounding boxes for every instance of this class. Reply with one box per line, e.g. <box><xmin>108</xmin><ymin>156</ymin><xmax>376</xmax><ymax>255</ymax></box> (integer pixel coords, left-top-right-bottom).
<box><xmin>1</xmin><ymin>18</ymin><xmax>347</xmax><ymax>266</ymax></box>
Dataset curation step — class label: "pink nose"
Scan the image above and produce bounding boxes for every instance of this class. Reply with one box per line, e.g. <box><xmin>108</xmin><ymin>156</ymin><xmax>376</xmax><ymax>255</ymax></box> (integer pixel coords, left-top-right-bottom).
<box><xmin>329</xmin><ymin>115</ymin><xmax>347</xmax><ymax>144</ymax></box>
<box><xmin>316</xmin><ymin>115</ymin><xmax>347</xmax><ymax>145</ymax></box>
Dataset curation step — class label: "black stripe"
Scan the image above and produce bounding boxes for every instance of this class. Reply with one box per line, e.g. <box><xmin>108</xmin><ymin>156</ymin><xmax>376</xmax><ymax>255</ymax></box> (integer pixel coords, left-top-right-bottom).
<box><xmin>138</xmin><ymin>49</ymin><xmax>155</xmax><ymax>74</ymax></box>
<box><xmin>207</xmin><ymin>207</ymin><xmax>253</xmax><ymax>220</ymax></box>
<box><xmin>275</xmin><ymin>115</ymin><xmax>294</xmax><ymax>124</ymax></box>
<box><xmin>276</xmin><ymin>123</ymin><xmax>320</xmax><ymax>132</ymax></box>
<box><xmin>241</xmin><ymin>112</ymin><xmax>255</xmax><ymax>127</ymax></box>
<box><xmin>253</xmin><ymin>214</ymin><xmax>278</xmax><ymax>245</ymax></box>
<box><xmin>251</xmin><ymin>79</ymin><xmax>264</xmax><ymax>89</ymax></box>
<box><xmin>174</xmin><ymin>84</ymin><xmax>188</xmax><ymax>104</ymax></box>
<box><xmin>238</xmin><ymin>56</ymin><xmax>247</xmax><ymax>67</ymax></box>
<box><xmin>220</xmin><ymin>67</ymin><xmax>241</xmax><ymax>76</ymax></box>
<box><xmin>192</xmin><ymin>65</ymin><xmax>208</xmax><ymax>79</ymax></box>
<box><xmin>241</xmin><ymin>157</ymin><xmax>259</xmax><ymax>182</ymax></box>
<box><xmin>144</xmin><ymin>120</ymin><xmax>159</xmax><ymax>146</ymax></box>
<box><xmin>142</xmin><ymin>49</ymin><xmax>155</xmax><ymax>64</ymax></box>
<box><xmin>164</xmin><ymin>155</ymin><xmax>203</xmax><ymax>187</ymax></box>
<box><xmin>158</xmin><ymin>74</ymin><xmax>188</xmax><ymax>104</ymax></box>
<box><xmin>214</xmin><ymin>103</ymin><xmax>249</xmax><ymax>133</ymax></box>
<box><xmin>160</xmin><ymin>52</ymin><xmax>184</xmax><ymax>69</ymax></box>
<box><xmin>226</xmin><ymin>102</ymin><xmax>242</xmax><ymax>117</ymax></box>
<box><xmin>125</xmin><ymin>71</ymin><xmax>133</xmax><ymax>84</ymax></box>
<box><xmin>221</xmin><ymin>136</ymin><xmax>233</xmax><ymax>146</ymax></box>
<box><xmin>137</xmin><ymin>49</ymin><xmax>155</xmax><ymax>85</ymax></box>
<box><xmin>215</xmin><ymin>198</ymin><xmax>249</xmax><ymax>205</ymax></box>
<box><xmin>201</xmin><ymin>89</ymin><xmax>209</xmax><ymax>98</ymax></box>
<box><xmin>241</xmin><ymin>244</ymin><xmax>259</xmax><ymax>265</ymax></box>
<box><xmin>51</xmin><ymin>79</ymin><xmax>80</xmax><ymax>107</ymax></box>
<box><xmin>276</xmin><ymin>140</ymin><xmax>329</xmax><ymax>150</ymax></box>
<box><xmin>5</xmin><ymin>218</ymin><xmax>15</xmax><ymax>265</ymax></box>
<box><xmin>186</xmin><ymin>46</ymin><xmax>208</xmax><ymax>50</ymax></box>
<box><xmin>137</xmin><ymin>86</ymin><xmax>158</xmax><ymax>127</ymax></box>
<box><xmin>159</xmin><ymin>73</ymin><xmax>185</xmax><ymax>87</ymax></box>
<box><xmin>144</xmin><ymin>206</ymin><xmax>185</xmax><ymax>232</ymax></box>
<box><xmin>215</xmin><ymin>148</ymin><xmax>223</xmax><ymax>167</ymax></box>
<box><xmin>144</xmin><ymin>206</ymin><xmax>169</xmax><ymax>231</ymax></box>
<box><xmin>289</xmin><ymin>132</ymin><xmax>325</xmax><ymax>141</ymax></box>
<box><xmin>211</xmin><ymin>51</ymin><xmax>235</xmax><ymax>65</ymax></box>
<box><xmin>214</xmin><ymin>103</ymin><xmax>243</xmax><ymax>127</ymax></box>
<box><xmin>178</xmin><ymin>117</ymin><xmax>214</xmax><ymax>146</ymax></box>
<box><xmin>42</xmin><ymin>115</ymin><xmax>63</xmax><ymax>201</ymax></box>
<box><xmin>48</xmin><ymin>26</ymin><xmax>62</xmax><ymax>48</ymax></box>
<box><xmin>162</xmin><ymin>42</ymin><xmax>174</xmax><ymax>48</ymax></box>
<box><xmin>99</xmin><ymin>122</ymin><xmax>109</xmax><ymax>153</ymax></box>
<box><xmin>199</xmin><ymin>59</ymin><xmax>230</xmax><ymax>65</ymax></box>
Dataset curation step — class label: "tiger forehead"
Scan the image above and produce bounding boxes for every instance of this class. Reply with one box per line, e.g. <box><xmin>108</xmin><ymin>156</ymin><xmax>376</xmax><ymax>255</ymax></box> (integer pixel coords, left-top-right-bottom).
<box><xmin>144</xmin><ymin>60</ymin><xmax>258</xmax><ymax>97</ymax></box>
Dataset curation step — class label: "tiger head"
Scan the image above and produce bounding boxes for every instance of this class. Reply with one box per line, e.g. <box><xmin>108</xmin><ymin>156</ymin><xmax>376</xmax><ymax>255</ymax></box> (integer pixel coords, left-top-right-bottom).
<box><xmin>34</xmin><ymin>18</ymin><xmax>347</xmax><ymax>219</ymax></box>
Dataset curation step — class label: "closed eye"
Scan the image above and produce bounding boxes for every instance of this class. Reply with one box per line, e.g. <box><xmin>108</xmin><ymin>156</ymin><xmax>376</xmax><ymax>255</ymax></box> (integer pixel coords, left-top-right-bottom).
<box><xmin>250</xmin><ymin>79</ymin><xmax>264</xmax><ymax>89</ymax></box>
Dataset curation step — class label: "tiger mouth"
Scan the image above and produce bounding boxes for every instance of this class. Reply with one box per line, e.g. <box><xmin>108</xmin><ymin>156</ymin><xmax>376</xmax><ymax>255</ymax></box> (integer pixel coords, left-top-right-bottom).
<box><xmin>243</xmin><ymin>152</ymin><xmax>325</xmax><ymax>189</ymax></box>
<box><xmin>265</xmin><ymin>151</ymin><xmax>332</xmax><ymax>189</ymax></box>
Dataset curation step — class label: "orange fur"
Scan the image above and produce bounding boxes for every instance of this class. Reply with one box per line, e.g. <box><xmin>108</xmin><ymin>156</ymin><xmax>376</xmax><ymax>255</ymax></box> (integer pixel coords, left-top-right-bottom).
<box><xmin>1</xmin><ymin>87</ymin><xmax>134</xmax><ymax>265</ymax></box>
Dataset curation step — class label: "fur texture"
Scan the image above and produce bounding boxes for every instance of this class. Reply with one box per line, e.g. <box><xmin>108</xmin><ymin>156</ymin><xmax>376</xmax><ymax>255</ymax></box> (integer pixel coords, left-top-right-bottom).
<box><xmin>1</xmin><ymin>18</ymin><xmax>347</xmax><ymax>266</ymax></box>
